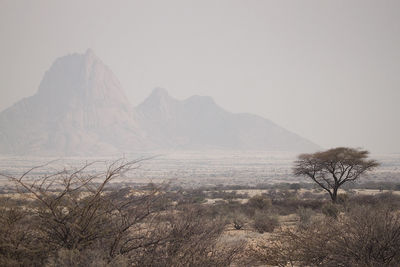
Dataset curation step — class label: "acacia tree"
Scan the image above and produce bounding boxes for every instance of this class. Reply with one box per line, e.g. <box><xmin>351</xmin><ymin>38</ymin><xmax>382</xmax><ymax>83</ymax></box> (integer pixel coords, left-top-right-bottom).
<box><xmin>293</xmin><ymin>147</ymin><xmax>379</xmax><ymax>203</ymax></box>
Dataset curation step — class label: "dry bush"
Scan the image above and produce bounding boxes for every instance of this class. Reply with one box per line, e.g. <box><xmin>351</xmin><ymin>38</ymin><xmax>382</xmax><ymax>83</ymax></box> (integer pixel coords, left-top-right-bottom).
<box><xmin>271</xmin><ymin>198</ymin><xmax>324</xmax><ymax>215</ymax></box>
<box><xmin>0</xmin><ymin>160</ymin><xmax>240</xmax><ymax>266</ymax></box>
<box><xmin>45</xmin><ymin>248</ymin><xmax>129</xmax><ymax>267</ymax></box>
<box><xmin>253</xmin><ymin>211</ymin><xmax>279</xmax><ymax>234</ymax></box>
<box><xmin>0</xmin><ymin>197</ymin><xmax>43</xmax><ymax>266</ymax></box>
<box><xmin>297</xmin><ymin>206</ymin><xmax>314</xmax><ymax>229</ymax></box>
<box><xmin>247</xmin><ymin>194</ymin><xmax>272</xmax><ymax>210</ymax></box>
<box><xmin>208</xmin><ymin>190</ymin><xmax>248</xmax><ymax>200</ymax></box>
<box><xmin>231</xmin><ymin>212</ymin><xmax>247</xmax><ymax>230</ymax></box>
<box><xmin>137</xmin><ymin>205</ymin><xmax>241</xmax><ymax>266</ymax></box>
<box><xmin>300</xmin><ymin>190</ymin><xmax>329</xmax><ymax>200</ymax></box>
<box><xmin>253</xmin><ymin>204</ymin><xmax>400</xmax><ymax>266</ymax></box>
<box><xmin>321</xmin><ymin>203</ymin><xmax>340</xmax><ymax>219</ymax></box>
<box><xmin>349</xmin><ymin>191</ymin><xmax>400</xmax><ymax>210</ymax></box>
<box><xmin>266</xmin><ymin>189</ymin><xmax>297</xmax><ymax>202</ymax></box>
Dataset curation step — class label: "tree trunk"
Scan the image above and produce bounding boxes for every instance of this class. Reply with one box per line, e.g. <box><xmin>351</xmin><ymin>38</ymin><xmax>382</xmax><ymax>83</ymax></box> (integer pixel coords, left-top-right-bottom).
<box><xmin>331</xmin><ymin>188</ymin><xmax>338</xmax><ymax>203</ymax></box>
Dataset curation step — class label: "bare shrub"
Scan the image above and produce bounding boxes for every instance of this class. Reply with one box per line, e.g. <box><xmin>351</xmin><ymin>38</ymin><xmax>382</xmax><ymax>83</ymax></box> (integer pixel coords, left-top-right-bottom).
<box><xmin>297</xmin><ymin>206</ymin><xmax>314</xmax><ymax>229</ymax></box>
<box><xmin>247</xmin><ymin>194</ymin><xmax>272</xmax><ymax>210</ymax></box>
<box><xmin>266</xmin><ymin>189</ymin><xmax>297</xmax><ymax>202</ymax></box>
<box><xmin>272</xmin><ymin>198</ymin><xmax>324</xmax><ymax>215</ymax></box>
<box><xmin>254</xmin><ymin>205</ymin><xmax>400</xmax><ymax>266</ymax></box>
<box><xmin>253</xmin><ymin>211</ymin><xmax>279</xmax><ymax>234</ymax></box>
<box><xmin>0</xmin><ymin>197</ymin><xmax>43</xmax><ymax>266</ymax></box>
<box><xmin>0</xmin><ymin>159</ymin><xmax>241</xmax><ymax>266</ymax></box>
<box><xmin>45</xmin><ymin>248</ymin><xmax>129</xmax><ymax>267</ymax></box>
<box><xmin>140</xmin><ymin>205</ymin><xmax>241</xmax><ymax>266</ymax></box>
<box><xmin>231</xmin><ymin>212</ymin><xmax>247</xmax><ymax>230</ymax></box>
<box><xmin>321</xmin><ymin>203</ymin><xmax>340</xmax><ymax>219</ymax></box>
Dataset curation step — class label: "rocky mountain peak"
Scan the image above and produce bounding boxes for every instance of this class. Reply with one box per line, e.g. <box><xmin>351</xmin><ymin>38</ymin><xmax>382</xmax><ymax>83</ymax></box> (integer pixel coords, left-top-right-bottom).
<box><xmin>150</xmin><ymin>87</ymin><xmax>169</xmax><ymax>97</ymax></box>
<box><xmin>0</xmin><ymin>50</ymin><xmax>145</xmax><ymax>155</ymax></box>
<box><xmin>138</xmin><ymin>87</ymin><xmax>177</xmax><ymax>115</ymax></box>
<box><xmin>36</xmin><ymin>49</ymin><xmax>130</xmax><ymax>110</ymax></box>
<box><xmin>0</xmin><ymin>50</ymin><xmax>319</xmax><ymax>155</ymax></box>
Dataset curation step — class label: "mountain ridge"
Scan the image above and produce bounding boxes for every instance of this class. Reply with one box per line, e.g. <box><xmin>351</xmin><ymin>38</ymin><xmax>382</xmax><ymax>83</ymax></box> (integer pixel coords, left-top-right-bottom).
<box><xmin>136</xmin><ymin>87</ymin><xmax>319</xmax><ymax>151</ymax></box>
<box><xmin>0</xmin><ymin>50</ymin><xmax>320</xmax><ymax>155</ymax></box>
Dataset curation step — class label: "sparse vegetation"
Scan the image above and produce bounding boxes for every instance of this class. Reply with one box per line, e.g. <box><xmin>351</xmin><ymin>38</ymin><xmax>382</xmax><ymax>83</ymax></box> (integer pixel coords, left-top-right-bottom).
<box><xmin>0</xmin><ymin>157</ymin><xmax>399</xmax><ymax>266</ymax></box>
<box><xmin>0</xmin><ymin>160</ymin><xmax>241</xmax><ymax>267</ymax></box>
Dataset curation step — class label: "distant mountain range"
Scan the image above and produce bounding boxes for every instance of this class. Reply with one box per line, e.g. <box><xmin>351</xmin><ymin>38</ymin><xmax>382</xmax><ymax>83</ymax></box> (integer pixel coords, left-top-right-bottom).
<box><xmin>0</xmin><ymin>49</ymin><xmax>319</xmax><ymax>155</ymax></box>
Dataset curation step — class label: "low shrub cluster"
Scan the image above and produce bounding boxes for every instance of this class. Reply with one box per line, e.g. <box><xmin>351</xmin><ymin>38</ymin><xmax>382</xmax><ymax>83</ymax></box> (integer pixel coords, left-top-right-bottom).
<box><xmin>252</xmin><ymin>202</ymin><xmax>400</xmax><ymax>266</ymax></box>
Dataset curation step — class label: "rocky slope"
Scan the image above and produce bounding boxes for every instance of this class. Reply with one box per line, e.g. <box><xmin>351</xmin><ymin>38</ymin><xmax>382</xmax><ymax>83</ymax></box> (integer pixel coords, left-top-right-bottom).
<box><xmin>0</xmin><ymin>49</ymin><xmax>147</xmax><ymax>155</ymax></box>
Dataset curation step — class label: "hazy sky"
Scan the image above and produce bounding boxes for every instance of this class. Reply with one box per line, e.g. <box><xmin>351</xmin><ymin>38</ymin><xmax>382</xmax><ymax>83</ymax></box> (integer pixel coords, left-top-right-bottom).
<box><xmin>1</xmin><ymin>0</ymin><xmax>399</xmax><ymax>153</ymax></box>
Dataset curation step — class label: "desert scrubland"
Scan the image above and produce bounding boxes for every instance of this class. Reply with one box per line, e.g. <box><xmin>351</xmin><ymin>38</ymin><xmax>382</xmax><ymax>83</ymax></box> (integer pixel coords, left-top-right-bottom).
<box><xmin>1</xmin><ymin>151</ymin><xmax>400</xmax><ymax>266</ymax></box>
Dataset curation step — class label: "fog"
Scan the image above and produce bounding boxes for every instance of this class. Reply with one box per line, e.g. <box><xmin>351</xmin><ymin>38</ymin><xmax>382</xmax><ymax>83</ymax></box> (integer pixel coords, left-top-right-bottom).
<box><xmin>1</xmin><ymin>0</ymin><xmax>400</xmax><ymax>153</ymax></box>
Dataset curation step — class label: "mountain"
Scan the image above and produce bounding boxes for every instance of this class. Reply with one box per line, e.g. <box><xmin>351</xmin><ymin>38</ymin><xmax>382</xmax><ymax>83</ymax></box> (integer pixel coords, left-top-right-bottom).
<box><xmin>0</xmin><ymin>49</ymin><xmax>147</xmax><ymax>155</ymax></box>
<box><xmin>0</xmin><ymin>50</ymin><xmax>319</xmax><ymax>155</ymax></box>
<box><xmin>136</xmin><ymin>88</ymin><xmax>319</xmax><ymax>151</ymax></box>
